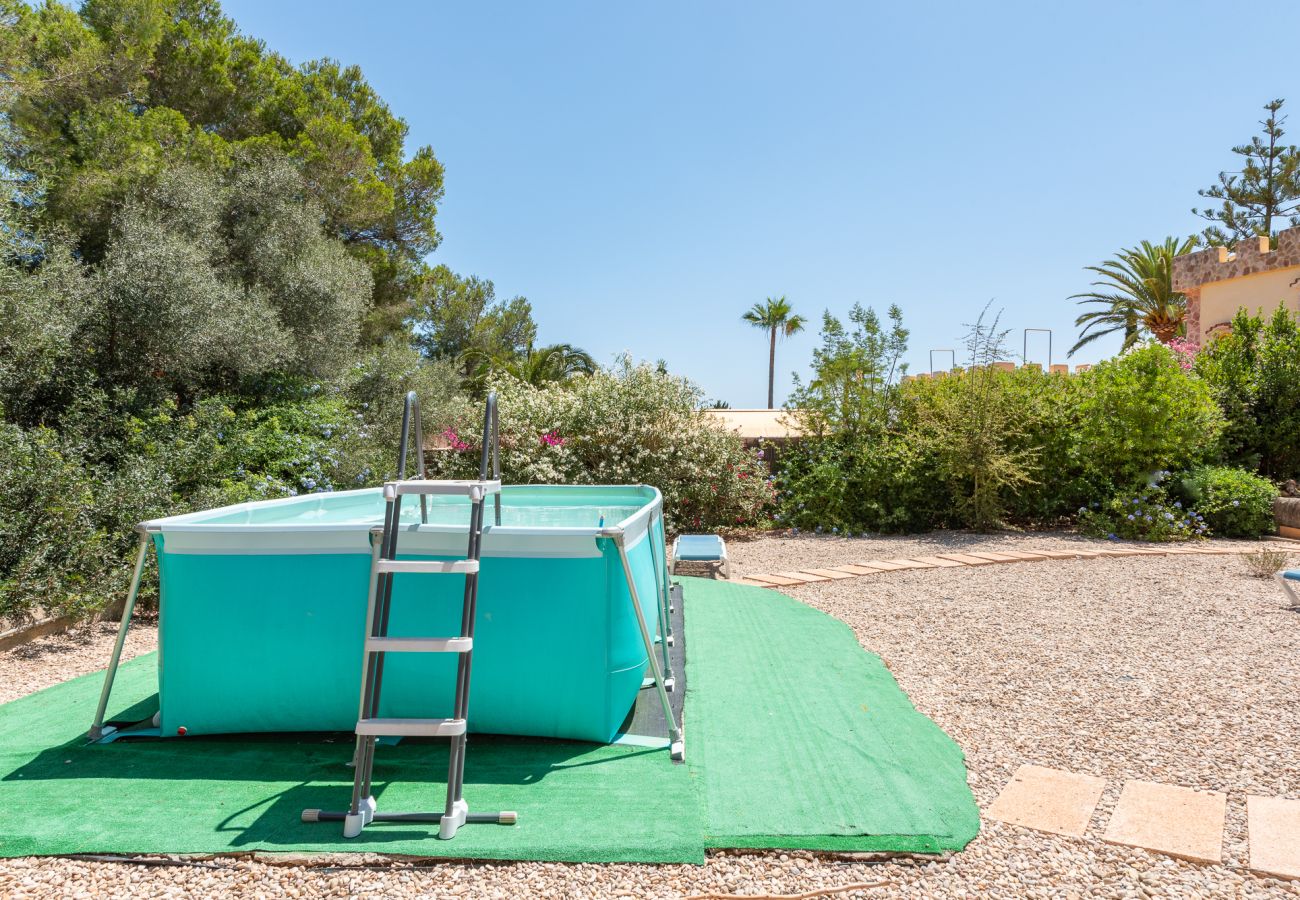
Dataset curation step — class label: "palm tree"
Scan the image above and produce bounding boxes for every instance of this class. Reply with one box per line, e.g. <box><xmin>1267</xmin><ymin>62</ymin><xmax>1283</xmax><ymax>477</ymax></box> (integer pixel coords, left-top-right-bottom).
<box><xmin>1068</xmin><ymin>237</ymin><xmax>1198</xmax><ymax>355</ymax></box>
<box><xmin>743</xmin><ymin>296</ymin><xmax>807</xmax><ymax>408</ymax></box>
<box><xmin>507</xmin><ymin>343</ymin><xmax>598</xmax><ymax>386</ymax></box>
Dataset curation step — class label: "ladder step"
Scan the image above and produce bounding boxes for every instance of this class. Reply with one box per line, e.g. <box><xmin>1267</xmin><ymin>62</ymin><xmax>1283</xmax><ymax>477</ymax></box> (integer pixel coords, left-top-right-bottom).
<box><xmin>365</xmin><ymin>636</ymin><xmax>471</xmax><ymax>653</ymax></box>
<box><xmin>384</xmin><ymin>479</ymin><xmax>502</xmax><ymax>499</ymax></box>
<box><xmin>355</xmin><ymin>717</ymin><xmax>466</xmax><ymax>737</ymax></box>
<box><xmin>376</xmin><ymin>559</ymin><xmax>479</xmax><ymax>575</ymax></box>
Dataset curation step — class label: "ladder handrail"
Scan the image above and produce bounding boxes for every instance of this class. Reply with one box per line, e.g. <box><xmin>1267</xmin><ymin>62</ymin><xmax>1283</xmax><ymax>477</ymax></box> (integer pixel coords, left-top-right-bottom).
<box><xmin>480</xmin><ymin>391</ymin><xmax>501</xmax><ymax>527</ymax></box>
<box><xmin>397</xmin><ymin>390</ymin><xmax>427</xmax><ymax>481</ymax></box>
<box><xmin>397</xmin><ymin>390</ymin><xmax>428</xmax><ymax>523</ymax></box>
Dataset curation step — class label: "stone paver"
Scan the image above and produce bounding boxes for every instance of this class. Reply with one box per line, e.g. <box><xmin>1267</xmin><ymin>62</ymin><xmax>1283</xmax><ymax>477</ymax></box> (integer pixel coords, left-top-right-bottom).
<box><xmin>853</xmin><ymin>560</ymin><xmax>911</xmax><ymax>571</ymax></box>
<box><xmin>799</xmin><ymin>568</ymin><xmax>856</xmax><ymax>580</ymax></box>
<box><xmin>882</xmin><ymin>558</ymin><xmax>939</xmax><ymax>570</ymax></box>
<box><xmin>985</xmin><ymin>765</ymin><xmax>1106</xmax><ymax>838</ymax></box>
<box><xmin>966</xmin><ymin>552</ymin><xmax>1025</xmax><ymax>562</ymax></box>
<box><xmin>1103</xmin><ymin>780</ymin><xmax>1226</xmax><ymax>864</ymax></box>
<box><xmin>828</xmin><ymin>564</ymin><xmax>888</xmax><ymax>576</ymax></box>
<box><xmin>1247</xmin><ymin>795</ymin><xmax>1300</xmax><ymax>879</ymax></box>
<box><xmin>743</xmin><ymin>573</ymin><xmax>805</xmax><ymax>587</ymax></box>
<box><xmin>996</xmin><ymin>550</ymin><xmax>1048</xmax><ymax>561</ymax></box>
<box><xmin>935</xmin><ymin>553</ymin><xmax>999</xmax><ymax>566</ymax></box>
<box><xmin>908</xmin><ymin>555</ymin><xmax>968</xmax><ymax>568</ymax></box>
<box><xmin>775</xmin><ymin>570</ymin><xmax>828</xmax><ymax>583</ymax></box>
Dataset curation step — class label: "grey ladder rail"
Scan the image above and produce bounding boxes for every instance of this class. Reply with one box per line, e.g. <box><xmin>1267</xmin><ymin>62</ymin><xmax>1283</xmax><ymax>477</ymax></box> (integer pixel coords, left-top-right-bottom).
<box><xmin>302</xmin><ymin>392</ymin><xmax>515</xmax><ymax>839</ymax></box>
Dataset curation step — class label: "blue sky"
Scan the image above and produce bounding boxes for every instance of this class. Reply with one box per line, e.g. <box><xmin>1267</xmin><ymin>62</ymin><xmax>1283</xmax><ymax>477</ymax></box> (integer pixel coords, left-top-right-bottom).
<box><xmin>224</xmin><ymin>0</ymin><xmax>1300</xmax><ymax>408</ymax></box>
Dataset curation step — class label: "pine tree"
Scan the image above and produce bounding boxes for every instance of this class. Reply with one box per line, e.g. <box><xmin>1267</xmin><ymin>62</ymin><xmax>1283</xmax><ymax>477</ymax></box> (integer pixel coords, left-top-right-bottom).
<box><xmin>1193</xmin><ymin>99</ymin><xmax>1300</xmax><ymax>247</ymax></box>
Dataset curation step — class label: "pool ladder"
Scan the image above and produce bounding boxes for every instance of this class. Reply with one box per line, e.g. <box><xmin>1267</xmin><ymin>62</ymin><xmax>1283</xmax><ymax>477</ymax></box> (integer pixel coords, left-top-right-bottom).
<box><xmin>302</xmin><ymin>391</ymin><xmax>516</xmax><ymax>839</ymax></box>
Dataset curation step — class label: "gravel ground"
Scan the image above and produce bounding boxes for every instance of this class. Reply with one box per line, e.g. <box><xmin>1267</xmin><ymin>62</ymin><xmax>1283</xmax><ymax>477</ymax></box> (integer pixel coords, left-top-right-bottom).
<box><xmin>2</xmin><ymin>532</ymin><xmax>1298</xmax><ymax>898</ymax></box>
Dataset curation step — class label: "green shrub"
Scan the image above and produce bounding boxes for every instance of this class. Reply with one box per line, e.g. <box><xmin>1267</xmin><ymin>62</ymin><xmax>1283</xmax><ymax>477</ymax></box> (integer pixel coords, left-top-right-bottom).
<box><xmin>1195</xmin><ymin>307</ymin><xmax>1300</xmax><ymax>480</ymax></box>
<box><xmin>1175</xmin><ymin>466</ymin><xmax>1277</xmax><ymax>538</ymax></box>
<box><xmin>0</xmin><ymin>423</ymin><xmax>143</xmax><ymax>622</ymax></box>
<box><xmin>995</xmin><ymin>367</ymin><xmax>1101</xmax><ymax>523</ymax></box>
<box><xmin>428</xmin><ymin>358</ymin><xmax>773</xmax><ymax>531</ymax></box>
<box><xmin>776</xmin><ymin>434</ymin><xmax>945</xmax><ymax>534</ymax></box>
<box><xmin>1077</xmin><ymin>478</ymin><xmax>1206</xmax><ymax>542</ymax></box>
<box><xmin>1075</xmin><ymin>343</ymin><xmax>1225</xmax><ymax>491</ymax></box>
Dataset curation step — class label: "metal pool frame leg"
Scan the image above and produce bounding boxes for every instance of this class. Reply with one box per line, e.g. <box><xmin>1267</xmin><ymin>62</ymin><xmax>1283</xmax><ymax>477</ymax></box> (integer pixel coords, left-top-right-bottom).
<box><xmin>603</xmin><ymin>526</ymin><xmax>684</xmax><ymax>762</ymax></box>
<box><xmin>88</xmin><ymin>526</ymin><xmax>154</xmax><ymax>742</ymax></box>
<box><xmin>647</xmin><ymin>510</ymin><xmax>674</xmax><ymax>688</ymax></box>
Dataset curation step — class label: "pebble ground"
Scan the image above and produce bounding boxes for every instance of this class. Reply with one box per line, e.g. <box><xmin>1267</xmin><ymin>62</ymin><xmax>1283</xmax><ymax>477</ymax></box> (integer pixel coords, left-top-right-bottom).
<box><xmin>1</xmin><ymin>532</ymin><xmax>1297</xmax><ymax>898</ymax></box>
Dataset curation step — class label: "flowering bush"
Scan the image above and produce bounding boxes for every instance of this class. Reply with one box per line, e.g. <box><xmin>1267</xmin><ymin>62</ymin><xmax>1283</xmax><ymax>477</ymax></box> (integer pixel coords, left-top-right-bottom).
<box><xmin>1166</xmin><ymin>337</ymin><xmax>1200</xmax><ymax>372</ymax></box>
<box><xmin>1174</xmin><ymin>465</ymin><xmax>1277</xmax><ymax>538</ymax></box>
<box><xmin>428</xmin><ymin>358</ymin><xmax>773</xmax><ymax>530</ymax></box>
<box><xmin>1078</xmin><ymin>476</ymin><xmax>1206</xmax><ymax>542</ymax></box>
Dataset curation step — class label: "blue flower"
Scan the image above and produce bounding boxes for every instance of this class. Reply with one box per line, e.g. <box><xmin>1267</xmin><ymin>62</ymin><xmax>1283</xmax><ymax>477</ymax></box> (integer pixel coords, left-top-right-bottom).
<box><xmin>1174</xmin><ymin>501</ymin><xmax>1182</xmax><ymax>508</ymax></box>
<box><xmin>1164</xmin><ymin>512</ymin><xmax>1174</xmax><ymax>520</ymax></box>
<box><xmin>815</xmin><ymin>526</ymin><xmax>823</xmax><ymax>534</ymax></box>
<box><xmin>1127</xmin><ymin>514</ymin><xmax>1136</xmax><ymax>521</ymax></box>
<box><xmin>1078</xmin><ymin>507</ymin><xmax>1087</xmax><ymax>515</ymax></box>
<box><xmin>831</xmin><ymin>527</ymin><xmax>840</xmax><ymax>535</ymax></box>
<box><xmin>1108</xmin><ymin>533</ymin><xmax>1119</xmax><ymax>541</ymax></box>
<box><xmin>1232</xmin><ymin>500</ymin><xmax>1240</xmax><ymax>507</ymax></box>
<box><xmin>791</xmin><ymin>527</ymin><xmax>800</xmax><ymax>535</ymax></box>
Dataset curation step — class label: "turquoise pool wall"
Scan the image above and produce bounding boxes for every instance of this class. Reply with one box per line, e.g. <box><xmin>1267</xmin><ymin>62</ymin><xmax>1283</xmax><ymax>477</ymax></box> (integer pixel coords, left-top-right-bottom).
<box><xmin>152</xmin><ymin>485</ymin><xmax>665</xmax><ymax>743</ymax></box>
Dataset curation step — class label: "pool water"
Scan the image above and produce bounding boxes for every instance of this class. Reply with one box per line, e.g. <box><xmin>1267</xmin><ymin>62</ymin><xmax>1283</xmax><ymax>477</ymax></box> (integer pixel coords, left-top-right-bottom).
<box><xmin>189</xmin><ymin>486</ymin><xmax>644</xmax><ymax>531</ymax></box>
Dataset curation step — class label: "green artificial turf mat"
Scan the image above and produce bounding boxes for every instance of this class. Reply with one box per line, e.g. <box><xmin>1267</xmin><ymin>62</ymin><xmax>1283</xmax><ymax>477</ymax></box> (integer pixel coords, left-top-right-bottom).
<box><xmin>0</xmin><ymin>577</ymin><xmax>977</xmax><ymax>861</ymax></box>
<box><xmin>682</xmin><ymin>577</ymin><xmax>980</xmax><ymax>853</ymax></box>
<box><xmin>0</xmin><ymin>656</ymin><xmax>703</xmax><ymax>863</ymax></box>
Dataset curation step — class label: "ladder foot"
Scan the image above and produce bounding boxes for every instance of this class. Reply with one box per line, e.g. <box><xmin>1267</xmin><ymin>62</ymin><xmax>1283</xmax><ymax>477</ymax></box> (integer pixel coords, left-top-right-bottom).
<box><xmin>664</xmin><ymin>677</ymin><xmax>676</xmax><ymax>692</ymax></box>
<box><xmin>666</xmin><ymin>635</ymin><xmax>674</xmax><ymax>646</ymax></box>
<box><xmin>343</xmin><ymin>812</ymin><xmax>365</xmax><ymax>838</ymax></box>
<box><xmin>439</xmin><ymin>799</ymin><xmax>468</xmax><ymax>840</ymax></box>
<box><xmin>670</xmin><ymin>740</ymin><xmax>685</xmax><ymax>762</ymax></box>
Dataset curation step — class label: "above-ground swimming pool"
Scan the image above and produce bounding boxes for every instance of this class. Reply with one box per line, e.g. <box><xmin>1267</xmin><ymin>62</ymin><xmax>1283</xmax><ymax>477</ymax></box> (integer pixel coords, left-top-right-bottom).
<box><xmin>132</xmin><ymin>484</ymin><xmax>668</xmax><ymax>744</ymax></box>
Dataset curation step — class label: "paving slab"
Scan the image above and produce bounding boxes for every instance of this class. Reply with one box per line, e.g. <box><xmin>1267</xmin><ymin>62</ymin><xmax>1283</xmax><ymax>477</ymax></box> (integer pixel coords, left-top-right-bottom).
<box><xmin>776</xmin><ymin>570</ymin><xmax>830</xmax><ymax>583</ymax></box>
<box><xmin>1103</xmin><ymin>780</ymin><xmax>1226</xmax><ymax>864</ymax></box>
<box><xmin>885</xmin><ymin>558</ymin><xmax>941</xmax><ymax>569</ymax></box>
<box><xmin>909</xmin><ymin>556</ymin><xmax>968</xmax><ymax>568</ymax></box>
<box><xmin>995</xmin><ymin>551</ymin><xmax>1048</xmax><ymax>561</ymax></box>
<box><xmin>734</xmin><ymin>578</ymin><xmax>776</xmax><ymax>589</ymax></box>
<box><xmin>853</xmin><ymin>560</ymin><xmax>911</xmax><ymax>571</ymax></box>
<box><xmin>1027</xmin><ymin>549</ymin><xmax>1086</xmax><ymax>559</ymax></box>
<box><xmin>800</xmin><ymin>568</ymin><xmax>857</xmax><ymax>580</ymax></box>
<box><xmin>985</xmin><ymin>765</ymin><xmax>1106</xmax><ymax>837</ymax></box>
<box><xmin>1247</xmin><ymin>795</ymin><xmax>1300</xmax><ymax>879</ymax></box>
<box><xmin>828</xmin><ymin>564</ymin><xmax>888</xmax><ymax>576</ymax></box>
<box><xmin>745</xmin><ymin>573</ymin><xmax>806</xmax><ymax>587</ymax></box>
<box><xmin>935</xmin><ymin>553</ymin><xmax>999</xmax><ymax>566</ymax></box>
<box><xmin>965</xmin><ymin>552</ymin><xmax>1023</xmax><ymax>563</ymax></box>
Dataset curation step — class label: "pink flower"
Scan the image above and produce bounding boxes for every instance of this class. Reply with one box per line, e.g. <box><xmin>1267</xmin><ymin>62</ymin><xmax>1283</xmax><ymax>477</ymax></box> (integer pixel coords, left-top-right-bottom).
<box><xmin>1167</xmin><ymin>337</ymin><xmax>1200</xmax><ymax>372</ymax></box>
<box><xmin>441</xmin><ymin>427</ymin><xmax>470</xmax><ymax>451</ymax></box>
<box><xmin>540</xmin><ymin>429</ymin><xmax>566</xmax><ymax>447</ymax></box>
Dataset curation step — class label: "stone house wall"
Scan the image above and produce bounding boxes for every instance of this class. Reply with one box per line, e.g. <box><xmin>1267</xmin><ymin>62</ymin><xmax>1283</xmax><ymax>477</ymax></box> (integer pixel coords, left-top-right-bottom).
<box><xmin>1172</xmin><ymin>227</ymin><xmax>1300</xmax><ymax>343</ymax></box>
